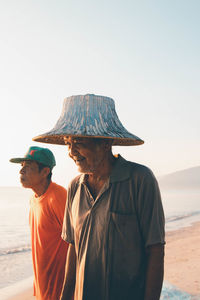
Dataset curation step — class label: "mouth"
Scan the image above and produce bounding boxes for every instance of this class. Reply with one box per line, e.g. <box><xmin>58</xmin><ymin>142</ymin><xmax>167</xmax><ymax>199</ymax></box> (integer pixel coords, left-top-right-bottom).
<box><xmin>20</xmin><ymin>177</ymin><xmax>26</xmax><ymax>183</ymax></box>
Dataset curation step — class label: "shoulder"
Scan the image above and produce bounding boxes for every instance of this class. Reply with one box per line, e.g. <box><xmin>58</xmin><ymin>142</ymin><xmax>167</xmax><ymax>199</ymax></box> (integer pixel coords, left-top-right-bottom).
<box><xmin>67</xmin><ymin>175</ymin><xmax>82</xmax><ymax>199</ymax></box>
<box><xmin>128</xmin><ymin>161</ymin><xmax>154</xmax><ymax>179</ymax></box>
<box><xmin>48</xmin><ymin>182</ymin><xmax>67</xmax><ymax>205</ymax></box>
<box><xmin>119</xmin><ymin>155</ymin><xmax>155</xmax><ymax>180</ymax></box>
<box><xmin>51</xmin><ymin>182</ymin><xmax>67</xmax><ymax>194</ymax></box>
<box><xmin>124</xmin><ymin>161</ymin><xmax>160</xmax><ymax>195</ymax></box>
<box><xmin>68</xmin><ymin>174</ymin><xmax>82</xmax><ymax>190</ymax></box>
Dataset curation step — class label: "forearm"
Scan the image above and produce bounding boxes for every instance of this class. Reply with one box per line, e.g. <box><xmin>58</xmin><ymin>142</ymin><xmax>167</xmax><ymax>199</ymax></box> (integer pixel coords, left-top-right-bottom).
<box><xmin>60</xmin><ymin>243</ymin><xmax>76</xmax><ymax>300</ymax></box>
<box><xmin>144</xmin><ymin>244</ymin><xmax>165</xmax><ymax>300</ymax></box>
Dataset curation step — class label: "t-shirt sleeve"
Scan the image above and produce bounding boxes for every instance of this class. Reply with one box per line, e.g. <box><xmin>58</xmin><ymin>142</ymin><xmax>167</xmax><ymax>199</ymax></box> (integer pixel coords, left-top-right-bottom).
<box><xmin>61</xmin><ymin>182</ymin><xmax>75</xmax><ymax>244</ymax></box>
<box><xmin>136</xmin><ymin>169</ymin><xmax>165</xmax><ymax>247</ymax></box>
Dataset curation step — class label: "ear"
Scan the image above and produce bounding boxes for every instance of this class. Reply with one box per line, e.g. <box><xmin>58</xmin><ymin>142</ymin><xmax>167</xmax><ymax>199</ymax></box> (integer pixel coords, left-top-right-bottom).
<box><xmin>104</xmin><ymin>139</ymin><xmax>113</xmax><ymax>151</ymax></box>
<box><xmin>41</xmin><ymin>167</ymin><xmax>50</xmax><ymax>178</ymax></box>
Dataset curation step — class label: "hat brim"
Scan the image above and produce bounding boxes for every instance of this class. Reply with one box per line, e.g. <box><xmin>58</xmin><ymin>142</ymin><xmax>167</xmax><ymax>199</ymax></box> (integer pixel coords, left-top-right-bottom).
<box><xmin>32</xmin><ymin>134</ymin><xmax>144</xmax><ymax>146</ymax></box>
<box><xmin>9</xmin><ymin>158</ymin><xmax>34</xmax><ymax>164</ymax></box>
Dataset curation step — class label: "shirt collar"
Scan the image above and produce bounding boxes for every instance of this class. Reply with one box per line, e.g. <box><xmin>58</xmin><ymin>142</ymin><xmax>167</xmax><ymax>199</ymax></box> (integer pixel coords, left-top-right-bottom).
<box><xmin>79</xmin><ymin>173</ymin><xmax>87</xmax><ymax>185</ymax></box>
<box><xmin>110</xmin><ymin>154</ymin><xmax>132</xmax><ymax>183</ymax></box>
<box><xmin>78</xmin><ymin>154</ymin><xmax>132</xmax><ymax>185</ymax></box>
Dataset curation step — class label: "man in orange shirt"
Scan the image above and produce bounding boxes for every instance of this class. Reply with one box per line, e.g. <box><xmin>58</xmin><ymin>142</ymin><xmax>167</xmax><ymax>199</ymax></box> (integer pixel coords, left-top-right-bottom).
<box><xmin>10</xmin><ymin>146</ymin><xmax>69</xmax><ymax>300</ymax></box>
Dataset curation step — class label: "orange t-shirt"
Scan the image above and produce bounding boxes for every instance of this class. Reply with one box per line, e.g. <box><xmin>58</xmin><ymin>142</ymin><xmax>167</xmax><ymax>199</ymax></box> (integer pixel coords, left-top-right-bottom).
<box><xmin>29</xmin><ymin>182</ymin><xmax>69</xmax><ymax>300</ymax></box>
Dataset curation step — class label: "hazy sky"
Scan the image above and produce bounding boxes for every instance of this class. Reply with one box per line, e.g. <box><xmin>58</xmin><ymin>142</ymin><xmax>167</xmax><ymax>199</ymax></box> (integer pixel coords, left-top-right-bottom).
<box><xmin>1</xmin><ymin>0</ymin><xmax>200</xmax><ymax>187</ymax></box>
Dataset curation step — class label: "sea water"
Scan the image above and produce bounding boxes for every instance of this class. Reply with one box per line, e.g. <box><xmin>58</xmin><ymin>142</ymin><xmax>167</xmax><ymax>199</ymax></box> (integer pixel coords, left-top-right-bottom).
<box><xmin>0</xmin><ymin>187</ymin><xmax>32</xmax><ymax>289</ymax></box>
<box><xmin>162</xmin><ymin>189</ymin><xmax>200</xmax><ymax>231</ymax></box>
<box><xmin>0</xmin><ymin>186</ymin><xmax>200</xmax><ymax>298</ymax></box>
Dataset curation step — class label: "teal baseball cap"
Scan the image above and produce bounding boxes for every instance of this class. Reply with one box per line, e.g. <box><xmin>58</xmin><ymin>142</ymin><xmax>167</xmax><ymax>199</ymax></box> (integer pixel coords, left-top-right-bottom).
<box><xmin>10</xmin><ymin>146</ymin><xmax>56</xmax><ymax>169</ymax></box>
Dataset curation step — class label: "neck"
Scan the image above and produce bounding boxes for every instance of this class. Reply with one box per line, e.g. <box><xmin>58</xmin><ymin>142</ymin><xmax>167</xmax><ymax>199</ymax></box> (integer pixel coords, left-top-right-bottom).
<box><xmin>88</xmin><ymin>153</ymin><xmax>116</xmax><ymax>182</ymax></box>
<box><xmin>86</xmin><ymin>154</ymin><xmax>116</xmax><ymax>198</ymax></box>
<box><xmin>33</xmin><ymin>180</ymin><xmax>51</xmax><ymax>197</ymax></box>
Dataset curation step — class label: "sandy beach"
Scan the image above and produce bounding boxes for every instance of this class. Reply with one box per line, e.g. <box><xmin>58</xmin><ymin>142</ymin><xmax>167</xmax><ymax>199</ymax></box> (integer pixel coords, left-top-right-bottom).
<box><xmin>164</xmin><ymin>221</ymin><xmax>200</xmax><ymax>297</ymax></box>
<box><xmin>6</xmin><ymin>289</ymin><xmax>34</xmax><ymax>300</ymax></box>
<box><xmin>3</xmin><ymin>221</ymin><xmax>200</xmax><ymax>299</ymax></box>
<box><xmin>0</xmin><ymin>277</ymin><xmax>34</xmax><ymax>300</ymax></box>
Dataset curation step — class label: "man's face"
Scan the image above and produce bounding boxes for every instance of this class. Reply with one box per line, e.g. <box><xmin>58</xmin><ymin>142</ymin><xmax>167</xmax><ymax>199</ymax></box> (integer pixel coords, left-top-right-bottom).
<box><xmin>65</xmin><ymin>137</ymin><xmax>107</xmax><ymax>174</ymax></box>
<box><xmin>19</xmin><ymin>161</ymin><xmax>44</xmax><ymax>189</ymax></box>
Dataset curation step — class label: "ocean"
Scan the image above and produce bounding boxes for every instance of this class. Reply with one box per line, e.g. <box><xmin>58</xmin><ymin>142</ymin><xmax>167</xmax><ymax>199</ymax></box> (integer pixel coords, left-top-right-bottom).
<box><xmin>0</xmin><ymin>186</ymin><xmax>200</xmax><ymax>299</ymax></box>
<box><xmin>0</xmin><ymin>187</ymin><xmax>32</xmax><ymax>289</ymax></box>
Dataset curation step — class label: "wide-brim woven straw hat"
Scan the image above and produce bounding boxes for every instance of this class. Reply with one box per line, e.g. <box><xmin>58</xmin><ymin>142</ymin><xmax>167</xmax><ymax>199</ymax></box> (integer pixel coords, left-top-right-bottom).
<box><xmin>33</xmin><ymin>94</ymin><xmax>144</xmax><ymax>146</ymax></box>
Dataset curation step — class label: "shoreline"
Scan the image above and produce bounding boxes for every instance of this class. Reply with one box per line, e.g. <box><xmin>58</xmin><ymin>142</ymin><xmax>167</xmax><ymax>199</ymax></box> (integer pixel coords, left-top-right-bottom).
<box><xmin>1</xmin><ymin>221</ymin><xmax>200</xmax><ymax>299</ymax></box>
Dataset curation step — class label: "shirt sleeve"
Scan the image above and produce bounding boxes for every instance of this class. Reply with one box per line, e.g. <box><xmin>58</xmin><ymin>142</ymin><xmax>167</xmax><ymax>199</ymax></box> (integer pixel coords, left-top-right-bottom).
<box><xmin>136</xmin><ymin>169</ymin><xmax>165</xmax><ymax>247</ymax></box>
<box><xmin>61</xmin><ymin>181</ymin><xmax>75</xmax><ymax>244</ymax></box>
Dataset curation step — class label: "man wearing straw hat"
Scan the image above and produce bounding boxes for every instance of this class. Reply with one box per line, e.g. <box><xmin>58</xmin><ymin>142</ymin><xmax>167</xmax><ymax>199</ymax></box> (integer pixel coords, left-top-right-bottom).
<box><xmin>33</xmin><ymin>94</ymin><xmax>165</xmax><ymax>300</ymax></box>
<box><xmin>10</xmin><ymin>146</ymin><xmax>69</xmax><ymax>300</ymax></box>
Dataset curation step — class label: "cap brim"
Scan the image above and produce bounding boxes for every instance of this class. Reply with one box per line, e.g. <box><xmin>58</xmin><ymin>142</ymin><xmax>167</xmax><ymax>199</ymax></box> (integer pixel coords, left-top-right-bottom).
<box><xmin>9</xmin><ymin>158</ymin><xmax>33</xmax><ymax>164</ymax></box>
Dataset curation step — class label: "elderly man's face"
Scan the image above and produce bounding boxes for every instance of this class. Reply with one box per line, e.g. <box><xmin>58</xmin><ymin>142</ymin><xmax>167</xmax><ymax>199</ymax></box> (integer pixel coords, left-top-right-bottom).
<box><xmin>19</xmin><ymin>161</ymin><xmax>45</xmax><ymax>189</ymax></box>
<box><xmin>65</xmin><ymin>137</ymin><xmax>107</xmax><ymax>174</ymax></box>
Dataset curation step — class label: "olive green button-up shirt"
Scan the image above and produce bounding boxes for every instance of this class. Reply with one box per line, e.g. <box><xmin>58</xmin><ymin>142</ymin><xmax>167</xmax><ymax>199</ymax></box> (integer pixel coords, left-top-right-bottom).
<box><xmin>62</xmin><ymin>155</ymin><xmax>165</xmax><ymax>300</ymax></box>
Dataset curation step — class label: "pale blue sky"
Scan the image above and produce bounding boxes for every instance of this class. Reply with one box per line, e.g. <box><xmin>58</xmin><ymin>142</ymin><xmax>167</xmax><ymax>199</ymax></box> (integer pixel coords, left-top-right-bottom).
<box><xmin>1</xmin><ymin>0</ymin><xmax>200</xmax><ymax>186</ymax></box>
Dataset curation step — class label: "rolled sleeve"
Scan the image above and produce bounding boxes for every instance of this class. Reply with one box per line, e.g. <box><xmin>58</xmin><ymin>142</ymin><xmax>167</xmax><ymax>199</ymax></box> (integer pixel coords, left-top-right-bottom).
<box><xmin>137</xmin><ymin>169</ymin><xmax>165</xmax><ymax>247</ymax></box>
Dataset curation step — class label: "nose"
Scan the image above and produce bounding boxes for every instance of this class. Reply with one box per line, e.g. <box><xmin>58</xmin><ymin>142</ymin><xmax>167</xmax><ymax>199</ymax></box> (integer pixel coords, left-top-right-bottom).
<box><xmin>68</xmin><ymin>143</ymin><xmax>78</xmax><ymax>157</ymax></box>
<box><xmin>19</xmin><ymin>166</ymin><xmax>25</xmax><ymax>174</ymax></box>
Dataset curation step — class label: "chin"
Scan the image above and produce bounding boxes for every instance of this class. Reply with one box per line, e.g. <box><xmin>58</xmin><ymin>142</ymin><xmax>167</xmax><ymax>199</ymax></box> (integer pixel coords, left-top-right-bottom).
<box><xmin>20</xmin><ymin>181</ymin><xmax>29</xmax><ymax>188</ymax></box>
<box><xmin>77</xmin><ymin>166</ymin><xmax>87</xmax><ymax>173</ymax></box>
<box><xmin>78</xmin><ymin>167</ymin><xmax>87</xmax><ymax>173</ymax></box>
<box><xmin>78</xmin><ymin>167</ymin><xmax>94</xmax><ymax>174</ymax></box>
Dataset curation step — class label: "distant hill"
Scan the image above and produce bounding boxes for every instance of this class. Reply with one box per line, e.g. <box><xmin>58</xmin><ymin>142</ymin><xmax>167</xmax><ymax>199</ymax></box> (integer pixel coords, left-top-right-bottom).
<box><xmin>158</xmin><ymin>166</ymin><xmax>200</xmax><ymax>190</ymax></box>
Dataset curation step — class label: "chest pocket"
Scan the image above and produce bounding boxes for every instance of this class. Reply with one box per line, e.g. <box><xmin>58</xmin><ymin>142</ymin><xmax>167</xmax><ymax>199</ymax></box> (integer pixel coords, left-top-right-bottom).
<box><xmin>109</xmin><ymin>212</ymin><xmax>142</xmax><ymax>251</ymax></box>
<box><xmin>107</xmin><ymin>181</ymin><xmax>145</xmax><ymax>281</ymax></box>
<box><xmin>108</xmin><ymin>211</ymin><xmax>145</xmax><ymax>296</ymax></box>
<box><xmin>108</xmin><ymin>180</ymin><xmax>140</xmax><ymax>246</ymax></box>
